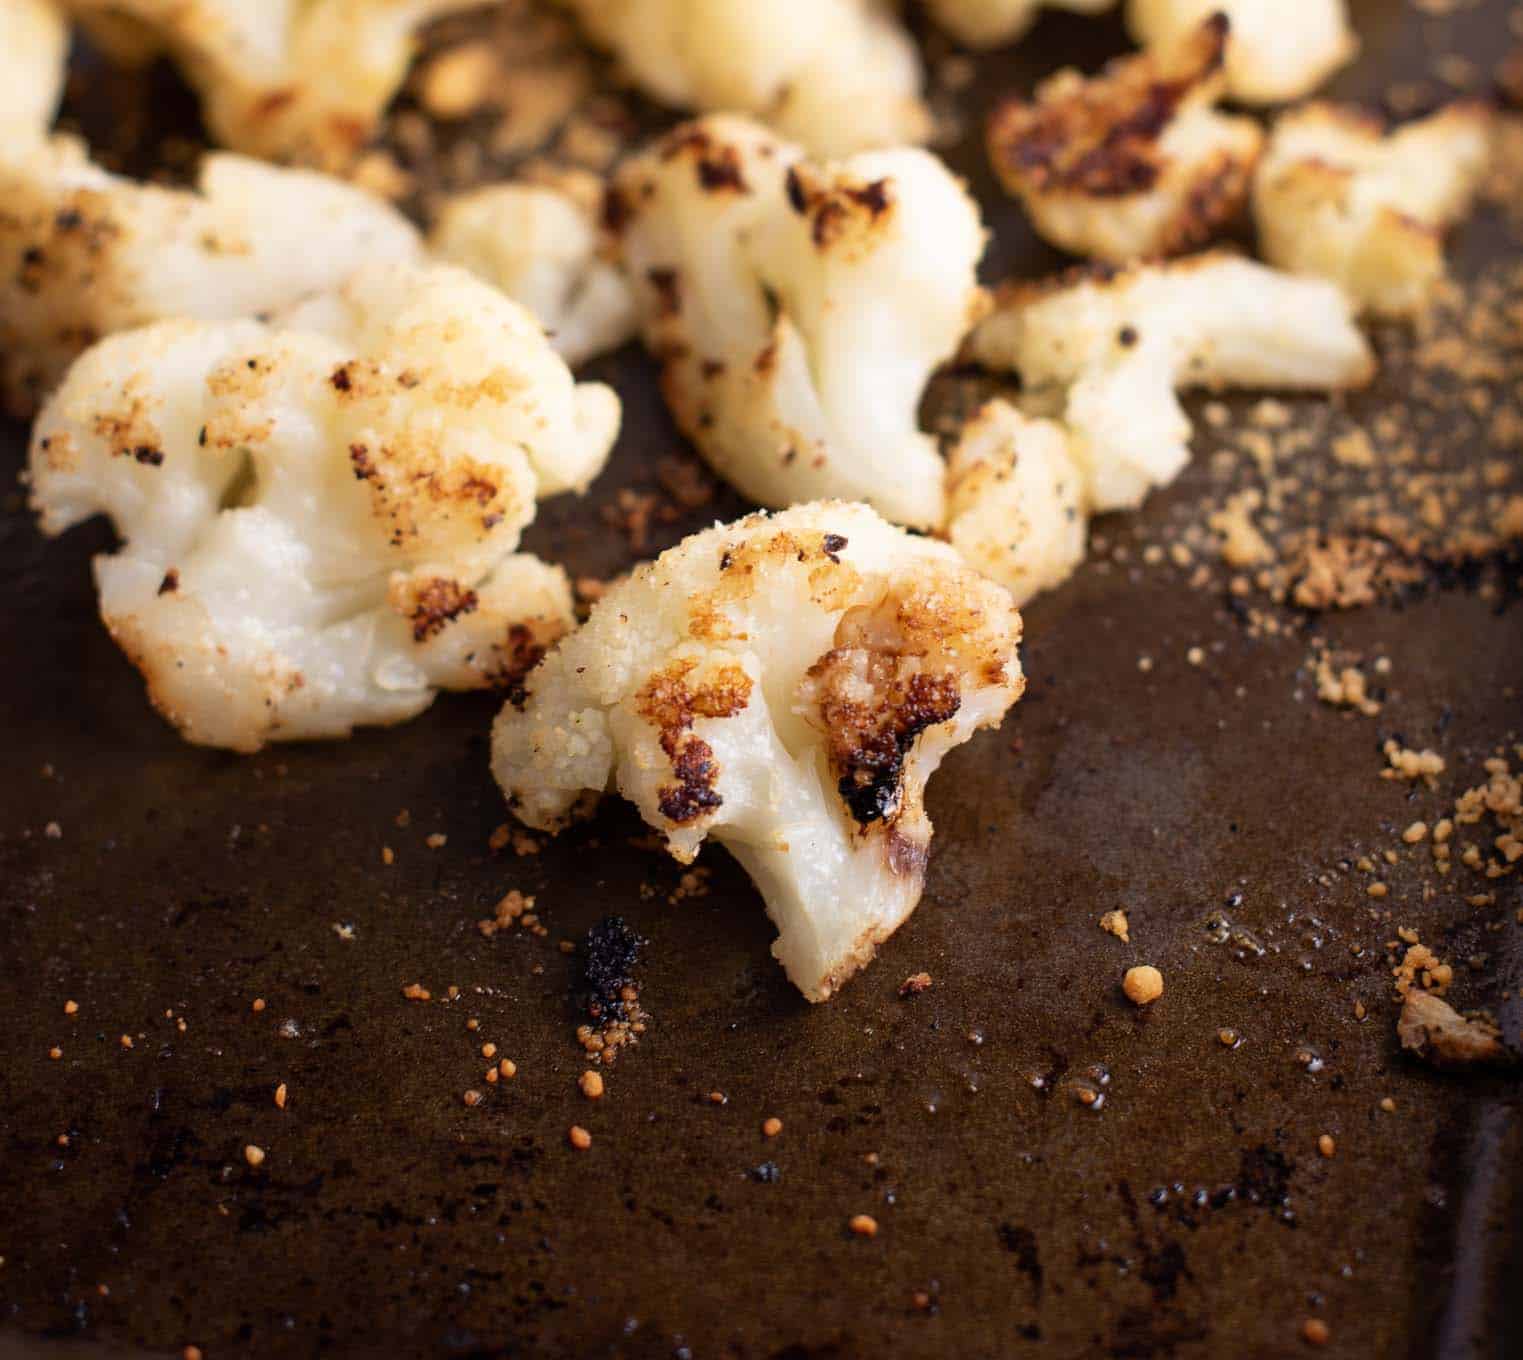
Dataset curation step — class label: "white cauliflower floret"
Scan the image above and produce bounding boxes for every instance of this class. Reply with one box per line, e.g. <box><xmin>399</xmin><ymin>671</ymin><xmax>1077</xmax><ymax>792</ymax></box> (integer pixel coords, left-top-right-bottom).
<box><xmin>492</xmin><ymin>503</ymin><xmax>1024</xmax><ymax>1002</ymax></box>
<box><xmin>62</xmin><ymin>0</ymin><xmax>477</xmax><ymax>167</ymax></box>
<box><xmin>2</xmin><ymin>0</ymin><xmax>68</xmax><ymax>144</ymax></box>
<box><xmin>987</xmin><ymin>15</ymin><xmax>1263</xmax><ymax>262</ymax></box>
<box><xmin>556</xmin><ymin>0</ymin><xmax>929</xmax><ymax>157</ymax></box>
<box><xmin>609</xmin><ymin>115</ymin><xmax>986</xmax><ymax>532</ymax></box>
<box><xmin>964</xmin><ymin>252</ymin><xmax>1376</xmax><ymax>512</ymax></box>
<box><xmin>1254</xmin><ymin>101</ymin><xmax>1493</xmax><ymax>319</ymax></box>
<box><xmin>927</xmin><ymin>0</ymin><xmax>1116</xmax><ymax>50</ymax></box>
<box><xmin>28</xmin><ymin>262</ymin><xmax>621</xmax><ymax>751</ymax></box>
<box><xmin>430</xmin><ymin>180</ymin><xmax>637</xmax><ymax>367</ymax></box>
<box><xmin>0</xmin><ymin>134</ymin><xmax>423</xmax><ymax>417</ymax></box>
<box><xmin>1127</xmin><ymin>0</ymin><xmax>1356</xmax><ymax>105</ymax></box>
<box><xmin>946</xmin><ymin>401</ymin><xmax>1088</xmax><ymax>607</ymax></box>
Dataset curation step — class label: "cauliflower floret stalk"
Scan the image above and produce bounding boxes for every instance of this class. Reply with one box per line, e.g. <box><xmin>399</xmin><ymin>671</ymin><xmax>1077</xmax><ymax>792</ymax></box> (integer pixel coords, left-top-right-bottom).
<box><xmin>1127</xmin><ymin>0</ymin><xmax>1356</xmax><ymax>105</ymax></box>
<box><xmin>2</xmin><ymin>0</ymin><xmax>68</xmax><ymax>145</ymax></box>
<box><xmin>29</xmin><ymin>262</ymin><xmax>621</xmax><ymax>752</ymax></box>
<box><xmin>946</xmin><ymin>401</ymin><xmax>1089</xmax><ymax>607</ymax></box>
<box><xmin>554</xmin><ymin>0</ymin><xmax>929</xmax><ymax>157</ymax></box>
<box><xmin>608</xmin><ymin>115</ymin><xmax>987</xmax><ymax>533</ymax></box>
<box><xmin>964</xmin><ymin>252</ymin><xmax>1377</xmax><ymax>512</ymax></box>
<box><xmin>987</xmin><ymin>15</ymin><xmax>1264</xmax><ymax>263</ymax></box>
<box><xmin>492</xmin><ymin>503</ymin><xmax>1026</xmax><ymax>1002</ymax></box>
<box><xmin>0</xmin><ymin>134</ymin><xmax>423</xmax><ymax>418</ymax></box>
<box><xmin>927</xmin><ymin>0</ymin><xmax>1116</xmax><ymax>51</ymax></box>
<box><xmin>430</xmin><ymin>176</ymin><xmax>637</xmax><ymax>368</ymax></box>
<box><xmin>1253</xmin><ymin>102</ymin><xmax>1493</xmax><ymax>320</ymax></box>
<box><xmin>62</xmin><ymin>0</ymin><xmax>480</xmax><ymax>168</ymax></box>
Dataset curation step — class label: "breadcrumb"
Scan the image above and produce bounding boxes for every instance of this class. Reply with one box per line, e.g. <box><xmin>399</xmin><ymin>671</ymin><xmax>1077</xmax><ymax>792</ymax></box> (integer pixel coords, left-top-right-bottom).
<box><xmin>568</xmin><ymin>1124</ymin><xmax>592</xmax><ymax>1150</ymax></box>
<box><xmin>1123</xmin><ymin>965</ymin><xmax>1165</xmax><ymax>1005</ymax></box>
<box><xmin>762</xmin><ymin>1117</ymin><xmax>783</xmax><ymax>1138</ymax></box>
<box><xmin>849</xmin><ymin>1214</ymin><xmax>879</xmax><ymax>1237</ymax></box>
<box><xmin>243</xmin><ymin>1145</ymin><xmax>265</xmax><ymax>1167</ymax></box>
<box><xmin>579</xmin><ymin>1070</ymin><xmax>605</xmax><ymax>1099</ymax></box>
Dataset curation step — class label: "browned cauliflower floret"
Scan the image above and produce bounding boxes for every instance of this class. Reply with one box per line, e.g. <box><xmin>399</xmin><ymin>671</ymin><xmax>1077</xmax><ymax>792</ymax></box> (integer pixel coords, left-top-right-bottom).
<box><xmin>608</xmin><ymin>115</ymin><xmax>987</xmax><ymax>532</ymax></box>
<box><xmin>492</xmin><ymin>502</ymin><xmax>1025</xmax><ymax>1002</ymax></box>
<box><xmin>63</xmin><ymin>0</ymin><xmax>479</xmax><ymax>167</ymax></box>
<box><xmin>1254</xmin><ymin>101</ymin><xmax>1493</xmax><ymax>319</ymax></box>
<box><xmin>29</xmin><ymin>262</ymin><xmax>620</xmax><ymax>751</ymax></box>
<box><xmin>0</xmin><ymin>135</ymin><xmax>423</xmax><ymax>416</ymax></box>
<box><xmin>987</xmin><ymin>15</ymin><xmax>1263</xmax><ymax>262</ymax></box>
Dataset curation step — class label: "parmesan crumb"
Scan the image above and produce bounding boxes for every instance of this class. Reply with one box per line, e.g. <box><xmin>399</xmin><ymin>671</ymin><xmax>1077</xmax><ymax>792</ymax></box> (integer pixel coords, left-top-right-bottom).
<box><xmin>1317</xmin><ymin>1133</ymin><xmax>1336</xmax><ymax>1158</ymax></box>
<box><xmin>274</xmin><ymin>1083</ymin><xmax>287</xmax><ymax>1110</ymax></box>
<box><xmin>568</xmin><ymin>1124</ymin><xmax>592</xmax><ymax>1150</ymax></box>
<box><xmin>579</xmin><ymin>1070</ymin><xmax>605</xmax><ymax>1099</ymax></box>
<box><xmin>63</xmin><ymin>1000</ymin><xmax>78</xmax><ymax>1016</ymax></box>
<box><xmin>1123</xmin><ymin>965</ymin><xmax>1164</xmax><ymax>1006</ymax></box>
<box><xmin>243</xmin><ymin>1144</ymin><xmax>265</xmax><ymax>1167</ymax></box>
<box><xmin>402</xmin><ymin>983</ymin><xmax>431</xmax><ymax>1001</ymax></box>
<box><xmin>1302</xmin><ymin>1318</ymin><xmax>1330</xmax><ymax>1346</ymax></box>
<box><xmin>762</xmin><ymin>1117</ymin><xmax>783</xmax><ymax>1138</ymax></box>
<box><xmin>1100</xmin><ymin>909</ymin><xmax>1131</xmax><ymax>943</ymax></box>
<box><xmin>849</xmin><ymin>1214</ymin><xmax>879</xmax><ymax>1238</ymax></box>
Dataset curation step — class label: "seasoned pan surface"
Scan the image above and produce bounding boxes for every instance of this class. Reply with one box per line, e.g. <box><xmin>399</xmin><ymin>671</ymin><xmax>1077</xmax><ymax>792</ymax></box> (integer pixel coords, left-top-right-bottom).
<box><xmin>2</xmin><ymin>3</ymin><xmax>1522</xmax><ymax>1357</ymax></box>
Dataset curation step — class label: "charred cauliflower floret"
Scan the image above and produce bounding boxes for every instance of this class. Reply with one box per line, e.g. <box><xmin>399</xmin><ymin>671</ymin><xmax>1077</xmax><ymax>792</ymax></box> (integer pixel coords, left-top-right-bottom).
<box><xmin>987</xmin><ymin>15</ymin><xmax>1263</xmax><ymax>262</ymax></box>
<box><xmin>0</xmin><ymin>135</ymin><xmax>423</xmax><ymax>417</ymax></box>
<box><xmin>430</xmin><ymin>180</ymin><xmax>637</xmax><ymax>367</ymax></box>
<box><xmin>492</xmin><ymin>502</ymin><xmax>1025</xmax><ymax>1002</ymax></box>
<box><xmin>927</xmin><ymin>0</ymin><xmax>1116</xmax><ymax>51</ymax></box>
<box><xmin>62</xmin><ymin>0</ymin><xmax>478</xmax><ymax>167</ymax></box>
<box><xmin>28</xmin><ymin>262</ymin><xmax>620</xmax><ymax>751</ymax></box>
<box><xmin>1253</xmin><ymin>102</ymin><xmax>1493</xmax><ymax>319</ymax></box>
<box><xmin>945</xmin><ymin>401</ymin><xmax>1088</xmax><ymax>607</ymax></box>
<box><xmin>1127</xmin><ymin>0</ymin><xmax>1356</xmax><ymax>105</ymax></box>
<box><xmin>3</xmin><ymin>0</ymin><xmax>68</xmax><ymax>143</ymax></box>
<box><xmin>608</xmin><ymin>115</ymin><xmax>986</xmax><ymax>532</ymax></box>
<box><xmin>555</xmin><ymin>0</ymin><xmax>929</xmax><ymax>157</ymax></box>
<box><xmin>965</xmin><ymin>252</ymin><xmax>1376</xmax><ymax>512</ymax></box>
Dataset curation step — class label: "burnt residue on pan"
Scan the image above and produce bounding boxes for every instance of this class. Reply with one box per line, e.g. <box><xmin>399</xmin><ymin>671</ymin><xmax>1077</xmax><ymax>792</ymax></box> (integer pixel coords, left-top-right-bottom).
<box><xmin>2</xmin><ymin>2</ymin><xmax>1523</xmax><ymax>1358</ymax></box>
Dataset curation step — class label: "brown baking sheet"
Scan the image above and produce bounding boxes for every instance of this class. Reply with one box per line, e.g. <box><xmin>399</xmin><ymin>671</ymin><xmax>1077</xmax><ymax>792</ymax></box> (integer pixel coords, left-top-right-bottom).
<box><xmin>2</xmin><ymin>2</ymin><xmax>1522</xmax><ymax>1357</ymax></box>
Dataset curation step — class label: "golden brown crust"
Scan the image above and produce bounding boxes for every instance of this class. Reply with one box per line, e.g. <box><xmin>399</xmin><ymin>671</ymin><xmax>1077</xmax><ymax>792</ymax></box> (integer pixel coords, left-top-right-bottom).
<box><xmin>988</xmin><ymin>14</ymin><xmax>1229</xmax><ymax>199</ymax></box>
<box><xmin>634</xmin><ymin>656</ymin><xmax>754</xmax><ymax>826</ymax></box>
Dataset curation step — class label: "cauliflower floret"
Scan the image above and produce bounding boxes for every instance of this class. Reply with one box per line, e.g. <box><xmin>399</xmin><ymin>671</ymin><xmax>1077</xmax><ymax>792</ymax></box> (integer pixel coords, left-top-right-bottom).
<box><xmin>492</xmin><ymin>502</ymin><xmax>1024</xmax><ymax>1001</ymax></box>
<box><xmin>964</xmin><ymin>252</ymin><xmax>1376</xmax><ymax>512</ymax></box>
<box><xmin>1253</xmin><ymin>101</ymin><xmax>1493</xmax><ymax>319</ymax></box>
<box><xmin>608</xmin><ymin>116</ymin><xmax>987</xmax><ymax>532</ymax></box>
<box><xmin>987</xmin><ymin>15</ymin><xmax>1263</xmax><ymax>262</ymax></box>
<box><xmin>62</xmin><ymin>0</ymin><xmax>477</xmax><ymax>167</ymax></box>
<box><xmin>28</xmin><ymin>262</ymin><xmax>621</xmax><ymax>751</ymax></box>
<box><xmin>0</xmin><ymin>135</ymin><xmax>423</xmax><ymax>417</ymax></box>
<box><xmin>946</xmin><ymin>401</ymin><xmax>1089</xmax><ymax>606</ymax></box>
<box><xmin>430</xmin><ymin>180</ymin><xmax>637</xmax><ymax>367</ymax></box>
<box><xmin>555</xmin><ymin>0</ymin><xmax>929</xmax><ymax>157</ymax></box>
<box><xmin>926</xmin><ymin>0</ymin><xmax>1116</xmax><ymax>50</ymax></box>
<box><xmin>2</xmin><ymin>0</ymin><xmax>68</xmax><ymax>143</ymax></box>
<box><xmin>1127</xmin><ymin>0</ymin><xmax>1356</xmax><ymax>105</ymax></box>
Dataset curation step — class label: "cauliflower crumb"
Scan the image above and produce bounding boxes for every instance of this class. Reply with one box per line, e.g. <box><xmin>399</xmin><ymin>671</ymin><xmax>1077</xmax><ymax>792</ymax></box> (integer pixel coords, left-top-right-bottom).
<box><xmin>64</xmin><ymin>0</ymin><xmax>480</xmax><ymax>168</ymax></box>
<box><xmin>1397</xmin><ymin>990</ymin><xmax>1510</xmax><ymax>1068</ymax></box>
<box><xmin>491</xmin><ymin>502</ymin><xmax>1026</xmax><ymax>1002</ymax></box>
<box><xmin>0</xmin><ymin>135</ymin><xmax>423</xmax><ymax>417</ymax></box>
<box><xmin>927</xmin><ymin>0</ymin><xmax>1116</xmax><ymax>49</ymax></box>
<box><xmin>945</xmin><ymin>401</ymin><xmax>1089</xmax><ymax>607</ymax></box>
<box><xmin>555</xmin><ymin>0</ymin><xmax>929</xmax><ymax>157</ymax></box>
<box><xmin>430</xmin><ymin>177</ymin><xmax>637</xmax><ymax>367</ymax></box>
<box><xmin>1100</xmin><ymin>909</ymin><xmax>1131</xmax><ymax>942</ymax></box>
<box><xmin>1127</xmin><ymin>0</ymin><xmax>1357</xmax><ymax>105</ymax></box>
<box><xmin>988</xmin><ymin>16</ymin><xmax>1263</xmax><ymax>262</ymax></box>
<box><xmin>1254</xmin><ymin>101</ymin><xmax>1493</xmax><ymax>317</ymax></box>
<box><xmin>29</xmin><ymin>263</ymin><xmax>618</xmax><ymax>751</ymax></box>
<box><xmin>609</xmin><ymin>115</ymin><xmax>986</xmax><ymax>531</ymax></box>
<box><xmin>965</xmin><ymin>252</ymin><xmax>1375</xmax><ymax>512</ymax></box>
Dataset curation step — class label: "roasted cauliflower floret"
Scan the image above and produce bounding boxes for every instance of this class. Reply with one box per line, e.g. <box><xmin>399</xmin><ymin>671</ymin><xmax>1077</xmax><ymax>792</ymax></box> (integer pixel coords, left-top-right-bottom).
<box><xmin>430</xmin><ymin>180</ymin><xmax>637</xmax><ymax>367</ymax></box>
<box><xmin>927</xmin><ymin>0</ymin><xmax>1116</xmax><ymax>51</ymax></box>
<box><xmin>1127</xmin><ymin>0</ymin><xmax>1356</xmax><ymax>105</ymax></box>
<box><xmin>965</xmin><ymin>252</ymin><xmax>1376</xmax><ymax>511</ymax></box>
<box><xmin>555</xmin><ymin>0</ymin><xmax>929</xmax><ymax>157</ymax></box>
<box><xmin>1253</xmin><ymin>102</ymin><xmax>1493</xmax><ymax>319</ymax></box>
<box><xmin>0</xmin><ymin>135</ymin><xmax>423</xmax><ymax>417</ymax></box>
<box><xmin>492</xmin><ymin>503</ymin><xmax>1024</xmax><ymax>1001</ymax></box>
<box><xmin>987</xmin><ymin>15</ymin><xmax>1263</xmax><ymax>262</ymax></box>
<box><xmin>62</xmin><ymin>0</ymin><xmax>477</xmax><ymax>167</ymax></box>
<box><xmin>3</xmin><ymin>0</ymin><xmax>68</xmax><ymax>143</ymax></box>
<box><xmin>609</xmin><ymin>115</ymin><xmax>986</xmax><ymax>532</ymax></box>
<box><xmin>28</xmin><ymin>262</ymin><xmax>620</xmax><ymax>751</ymax></box>
<box><xmin>946</xmin><ymin>401</ymin><xmax>1088</xmax><ymax>607</ymax></box>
